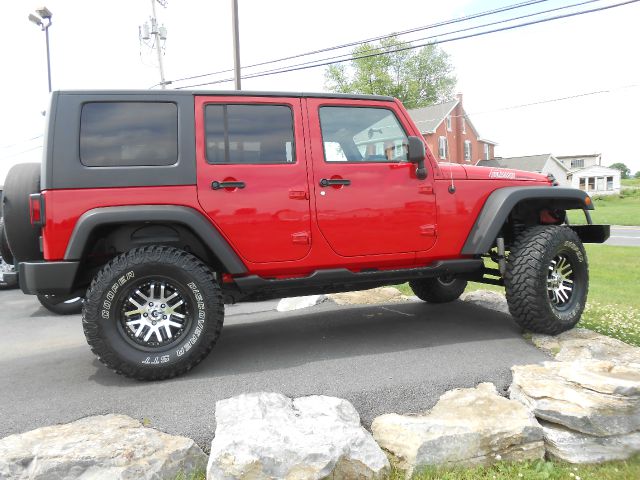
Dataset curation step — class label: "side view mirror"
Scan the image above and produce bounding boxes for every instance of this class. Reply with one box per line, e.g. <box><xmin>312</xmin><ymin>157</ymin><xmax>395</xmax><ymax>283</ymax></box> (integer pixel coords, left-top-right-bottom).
<box><xmin>407</xmin><ymin>136</ymin><xmax>427</xmax><ymax>180</ymax></box>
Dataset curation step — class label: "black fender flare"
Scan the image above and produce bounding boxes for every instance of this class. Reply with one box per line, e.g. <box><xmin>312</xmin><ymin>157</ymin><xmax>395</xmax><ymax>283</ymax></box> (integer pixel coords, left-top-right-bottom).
<box><xmin>461</xmin><ymin>187</ymin><xmax>593</xmax><ymax>255</ymax></box>
<box><xmin>65</xmin><ymin>205</ymin><xmax>247</xmax><ymax>274</ymax></box>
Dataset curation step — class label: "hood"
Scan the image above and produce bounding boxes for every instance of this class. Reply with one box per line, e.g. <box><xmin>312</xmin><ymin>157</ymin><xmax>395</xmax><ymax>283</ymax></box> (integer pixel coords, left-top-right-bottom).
<box><xmin>463</xmin><ymin>164</ymin><xmax>551</xmax><ymax>183</ymax></box>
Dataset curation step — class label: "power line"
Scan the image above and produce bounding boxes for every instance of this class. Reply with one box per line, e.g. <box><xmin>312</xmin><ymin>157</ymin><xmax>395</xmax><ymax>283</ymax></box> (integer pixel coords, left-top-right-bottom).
<box><xmin>166</xmin><ymin>0</ymin><xmax>551</xmax><ymax>86</ymax></box>
<box><xmin>177</xmin><ymin>0</ymin><xmax>601</xmax><ymax>90</ymax></box>
<box><xmin>177</xmin><ymin>0</ymin><xmax>638</xmax><ymax>89</ymax></box>
<box><xmin>0</xmin><ymin>135</ymin><xmax>43</xmax><ymax>150</ymax></box>
<box><xmin>0</xmin><ymin>145</ymin><xmax>42</xmax><ymax>161</ymax></box>
<box><xmin>457</xmin><ymin>83</ymin><xmax>640</xmax><ymax>118</ymax></box>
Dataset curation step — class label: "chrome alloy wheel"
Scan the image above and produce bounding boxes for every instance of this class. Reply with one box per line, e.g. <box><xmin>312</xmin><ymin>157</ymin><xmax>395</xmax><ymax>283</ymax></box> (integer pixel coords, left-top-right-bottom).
<box><xmin>120</xmin><ymin>281</ymin><xmax>190</xmax><ymax>348</ymax></box>
<box><xmin>547</xmin><ymin>254</ymin><xmax>574</xmax><ymax>308</ymax></box>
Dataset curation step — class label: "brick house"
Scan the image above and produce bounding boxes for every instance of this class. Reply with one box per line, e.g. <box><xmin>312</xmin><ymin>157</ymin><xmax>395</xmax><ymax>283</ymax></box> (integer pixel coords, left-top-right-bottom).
<box><xmin>407</xmin><ymin>94</ymin><xmax>497</xmax><ymax>164</ymax></box>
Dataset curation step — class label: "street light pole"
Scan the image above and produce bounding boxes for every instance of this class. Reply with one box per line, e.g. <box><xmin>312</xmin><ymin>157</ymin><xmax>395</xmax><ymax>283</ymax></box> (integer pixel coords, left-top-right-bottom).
<box><xmin>44</xmin><ymin>23</ymin><xmax>52</xmax><ymax>93</ymax></box>
<box><xmin>231</xmin><ymin>0</ymin><xmax>241</xmax><ymax>90</ymax></box>
<box><xmin>28</xmin><ymin>7</ymin><xmax>53</xmax><ymax>93</ymax></box>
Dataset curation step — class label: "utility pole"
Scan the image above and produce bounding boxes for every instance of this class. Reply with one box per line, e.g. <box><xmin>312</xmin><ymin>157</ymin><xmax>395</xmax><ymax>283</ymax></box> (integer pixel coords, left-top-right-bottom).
<box><xmin>231</xmin><ymin>0</ymin><xmax>241</xmax><ymax>90</ymax></box>
<box><xmin>139</xmin><ymin>0</ymin><xmax>169</xmax><ymax>88</ymax></box>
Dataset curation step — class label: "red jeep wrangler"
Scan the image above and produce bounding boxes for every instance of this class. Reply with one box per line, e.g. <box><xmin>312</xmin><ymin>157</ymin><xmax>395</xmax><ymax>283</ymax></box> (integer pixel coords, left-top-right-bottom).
<box><xmin>2</xmin><ymin>90</ymin><xmax>609</xmax><ymax>380</ymax></box>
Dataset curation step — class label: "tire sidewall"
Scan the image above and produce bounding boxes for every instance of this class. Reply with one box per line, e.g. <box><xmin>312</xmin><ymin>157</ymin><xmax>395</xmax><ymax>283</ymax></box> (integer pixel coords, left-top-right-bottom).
<box><xmin>537</xmin><ymin>229</ymin><xmax>588</xmax><ymax>327</ymax></box>
<box><xmin>85</xmin><ymin>255</ymin><xmax>218</xmax><ymax>370</ymax></box>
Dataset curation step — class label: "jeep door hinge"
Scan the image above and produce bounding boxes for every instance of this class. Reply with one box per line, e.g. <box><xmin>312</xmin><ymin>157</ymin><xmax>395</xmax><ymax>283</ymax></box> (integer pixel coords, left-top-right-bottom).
<box><xmin>291</xmin><ymin>231</ymin><xmax>310</xmax><ymax>245</ymax></box>
<box><xmin>420</xmin><ymin>225</ymin><xmax>437</xmax><ymax>237</ymax></box>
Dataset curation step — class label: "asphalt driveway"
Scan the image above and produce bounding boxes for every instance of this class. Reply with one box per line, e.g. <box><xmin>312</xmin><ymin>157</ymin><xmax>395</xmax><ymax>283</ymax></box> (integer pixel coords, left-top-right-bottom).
<box><xmin>0</xmin><ymin>289</ymin><xmax>548</xmax><ymax>449</ymax></box>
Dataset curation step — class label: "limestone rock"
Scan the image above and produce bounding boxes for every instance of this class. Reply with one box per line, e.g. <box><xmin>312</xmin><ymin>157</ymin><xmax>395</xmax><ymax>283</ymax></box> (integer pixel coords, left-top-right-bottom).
<box><xmin>542</xmin><ymin>420</ymin><xmax>640</xmax><ymax>463</ymax></box>
<box><xmin>371</xmin><ymin>383</ymin><xmax>543</xmax><ymax>476</ymax></box>
<box><xmin>460</xmin><ymin>290</ymin><xmax>509</xmax><ymax>314</ymax></box>
<box><xmin>510</xmin><ymin>360</ymin><xmax>640</xmax><ymax>436</ymax></box>
<box><xmin>0</xmin><ymin>414</ymin><xmax>207</xmax><ymax>480</ymax></box>
<box><xmin>207</xmin><ymin>392</ymin><xmax>389</xmax><ymax>480</ymax></box>
<box><xmin>531</xmin><ymin>328</ymin><xmax>640</xmax><ymax>365</ymax></box>
<box><xmin>327</xmin><ymin>287</ymin><xmax>411</xmax><ymax>305</ymax></box>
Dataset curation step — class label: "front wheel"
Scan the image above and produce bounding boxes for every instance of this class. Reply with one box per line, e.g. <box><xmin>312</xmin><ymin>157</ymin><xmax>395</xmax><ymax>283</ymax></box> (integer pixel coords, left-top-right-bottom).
<box><xmin>505</xmin><ymin>225</ymin><xmax>588</xmax><ymax>335</ymax></box>
<box><xmin>409</xmin><ymin>276</ymin><xmax>468</xmax><ymax>303</ymax></box>
<box><xmin>82</xmin><ymin>246</ymin><xmax>224</xmax><ymax>380</ymax></box>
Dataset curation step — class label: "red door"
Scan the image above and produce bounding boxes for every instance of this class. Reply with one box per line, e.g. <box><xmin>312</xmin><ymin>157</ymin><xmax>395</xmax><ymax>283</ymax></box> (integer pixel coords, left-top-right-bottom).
<box><xmin>306</xmin><ymin>98</ymin><xmax>437</xmax><ymax>257</ymax></box>
<box><xmin>195</xmin><ymin>96</ymin><xmax>311</xmax><ymax>263</ymax></box>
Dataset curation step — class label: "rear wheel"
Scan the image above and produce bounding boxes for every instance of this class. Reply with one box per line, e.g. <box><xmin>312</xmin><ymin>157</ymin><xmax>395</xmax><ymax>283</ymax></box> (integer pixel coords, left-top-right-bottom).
<box><xmin>83</xmin><ymin>246</ymin><xmax>224</xmax><ymax>380</ymax></box>
<box><xmin>409</xmin><ymin>276</ymin><xmax>468</xmax><ymax>303</ymax></box>
<box><xmin>38</xmin><ymin>295</ymin><xmax>84</xmax><ymax>315</ymax></box>
<box><xmin>505</xmin><ymin>225</ymin><xmax>588</xmax><ymax>334</ymax></box>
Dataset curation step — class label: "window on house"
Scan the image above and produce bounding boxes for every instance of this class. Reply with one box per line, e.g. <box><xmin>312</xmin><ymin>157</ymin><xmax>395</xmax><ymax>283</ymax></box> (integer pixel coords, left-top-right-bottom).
<box><xmin>464</xmin><ymin>140</ymin><xmax>471</xmax><ymax>162</ymax></box>
<box><xmin>446</xmin><ymin>115</ymin><xmax>452</xmax><ymax>131</ymax></box>
<box><xmin>438</xmin><ymin>136</ymin><xmax>448</xmax><ymax>160</ymax></box>
<box><xmin>318</xmin><ymin>106</ymin><xmax>409</xmax><ymax>162</ymax></box>
<box><xmin>588</xmin><ymin>177</ymin><xmax>595</xmax><ymax>191</ymax></box>
<box><xmin>579</xmin><ymin>178</ymin><xmax>586</xmax><ymax>190</ymax></box>
<box><xmin>596</xmin><ymin>177</ymin><xmax>605</xmax><ymax>191</ymax></box>
<box><xmin>571</xmin><ymin>158</ymin><xmax>584</xmax><ymax>168</ymax></box>
<box><xmin>607</xmin><ymin>176</ymin><xmax>614</xmax><ymax>190</ymax></box>
<box><xmin>205</xmin><ymin>104</ymin><xmax>295</xmax><ymax>164</ymax></box>
<box><xmin>80</xmin><ymin>102</ymin><xmax>178</xmax><ymax>167</ymax></box>
<box><xmin>483</xmin><ymin>143</ymin><xmax>490</xmax><ymax>160</ymax></box>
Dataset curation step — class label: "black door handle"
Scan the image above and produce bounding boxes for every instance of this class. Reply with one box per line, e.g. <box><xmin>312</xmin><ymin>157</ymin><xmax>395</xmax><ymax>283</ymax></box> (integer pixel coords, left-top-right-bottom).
<box><xmin>211</xmin><ymin>181</ymin><xmax>246</xmax><ymax>190</ymax></box>
<box><xmin>319</xmin><ymin>178</ymin><xmax>351</xmax><ymax>187</ymax></box>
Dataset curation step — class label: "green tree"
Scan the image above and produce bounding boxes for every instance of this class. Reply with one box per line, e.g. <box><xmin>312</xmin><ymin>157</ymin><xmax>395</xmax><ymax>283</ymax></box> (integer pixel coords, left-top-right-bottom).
<box><xmin>609</xmin><ymin>162</ymin><xmax>631</xmax><ymax>179</ymax></box>
<box><xmin>634</xmin><ymin>170</ymin><xmax>640</xmax><ymax>179</ymax></box>
<box><xmin>324</xmin><ymin>36</ymin><xmax>456</xmax><ymax>109</ymax></box>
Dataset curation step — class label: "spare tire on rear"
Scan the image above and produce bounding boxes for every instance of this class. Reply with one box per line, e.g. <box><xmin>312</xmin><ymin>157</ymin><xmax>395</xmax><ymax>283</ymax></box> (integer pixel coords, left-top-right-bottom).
<box><xmin>2</xmin><ymin>163</ymin><xmax>42</xmax><ymax>262</ymax></box>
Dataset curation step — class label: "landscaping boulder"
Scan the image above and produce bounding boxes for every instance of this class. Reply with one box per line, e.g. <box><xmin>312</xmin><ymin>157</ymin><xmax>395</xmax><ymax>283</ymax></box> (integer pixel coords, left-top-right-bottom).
<box><xmin>531</xmin><ymin>328</ymin><xmax>640</xmax><ymax>365</ymax></box>
<box><xmin>541</xmin><ymin>420</ymin><xmax>640</xmax><ymax>463</ymax></box>
<box><xmin>371</xmin><ymin>383</ymin><xmax>543</xmax><ymax>476</ymax></box>
<box><xmin>510</xmin><ymin>360</ymin><xmax>640</xmax><ymax>436</ymax></box>
<box><xmin>276</xmin><ymin>295</ymin><xmax>325</xmax><ymax>312</ymax></box>
<box><xmin>460</xmin><ymin>290</ymin><xmax>509</xmax><ymax>314</ymax></box>
<box><xmin>207</xmin><ymin>392</ymin><xmax>389</xmax><ymax>480</ymax></box>
<box><xmin>327</xmin><ymin>287</ymin><xmax>411</xmax><ymax>305</ymax></box>
<box><xmin>0</xmin><ymin>414</ymin><xmax>207</xmax><ymax>480</ymax></box>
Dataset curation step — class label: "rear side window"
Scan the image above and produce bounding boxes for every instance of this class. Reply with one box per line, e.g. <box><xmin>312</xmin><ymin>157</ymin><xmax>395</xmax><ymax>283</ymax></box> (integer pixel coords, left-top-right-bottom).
<box><xmin>80</xmin><ymin>102</ymin><xmax>178</xmax><ymax>167</ymax></box>
<box><xmin>205</xmin><ymin>104</ymin><xmax>295</xmax><ymax>164</ymax></box>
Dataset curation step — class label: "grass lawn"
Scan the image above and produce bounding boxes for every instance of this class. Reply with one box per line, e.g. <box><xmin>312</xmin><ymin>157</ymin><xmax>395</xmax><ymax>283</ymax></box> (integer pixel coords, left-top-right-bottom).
<box><xmin>622</xmin><ymin>178</ymin><xmax>640</xmax><ymax>188</ymax></box>
<box><xmin>567</xmin><ymin>188</ymin><xmax>640</xmax><ymax>226</ymax></box>
<box><xmin>400</xmin><ymin>456</ymin><xmax>640</xmax><ymax>480</ymax></box>
<box><xmin>180</xmin><ymin>456</ymin><xmax>640</xmax><ymax>480</ymax></box>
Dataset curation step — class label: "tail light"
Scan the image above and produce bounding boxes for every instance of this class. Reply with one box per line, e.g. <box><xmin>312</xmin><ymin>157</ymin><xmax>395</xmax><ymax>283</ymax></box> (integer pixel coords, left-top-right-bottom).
<box><xmin>29</xmin><ymin>193</ymin><xmax>45</xmax><ymax>226</ymax></box>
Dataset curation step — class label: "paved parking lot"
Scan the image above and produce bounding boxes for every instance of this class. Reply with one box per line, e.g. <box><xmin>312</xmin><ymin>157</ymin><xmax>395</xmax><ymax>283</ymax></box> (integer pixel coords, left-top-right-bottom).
<box><xmin>0</xmin><ymin>289</ymin><xmax>548</xmax><ymax>449</ymax></box>
<box><xmin>605</xmin><ymin>226</ymin><xmax>640</xmax><ymax>247</ymax></box>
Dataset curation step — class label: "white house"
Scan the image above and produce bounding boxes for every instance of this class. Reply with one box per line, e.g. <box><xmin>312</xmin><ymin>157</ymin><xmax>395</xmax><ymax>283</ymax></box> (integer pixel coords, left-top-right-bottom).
<box><xmin>477</xmin><ymin>153</ymin><xmax>621</xmax><ymax>195</ymax></box>
<box><xmin>567</xmin><ymin>165</ymin><xmax>621</xmax><ymax>195</ymax></box>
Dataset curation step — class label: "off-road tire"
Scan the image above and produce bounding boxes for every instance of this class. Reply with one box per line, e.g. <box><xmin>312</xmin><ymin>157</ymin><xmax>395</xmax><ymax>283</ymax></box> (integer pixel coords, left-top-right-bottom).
<box><xmin>409</xmin><ymin>276</ymin><xmax>468</xmax><ymax>303</ymax></box>
<box><xmin>38</xmin><ymin>295</ymin><xmax>84</xmax><ymax>315</ymax></box>
<box><xmin>505</xmin><ymin>225</ymin><xmax>588</xmax><ymax>335</ymax></box>
<box><xmin>2</xmin><ymin>163</ymin><xmax>42</xmax><ymax>262</ymax></box>
<box><xmin>83</xmin><ymin>246</ymin><xmax>224</xmax><ymax>380</ymax></box>
<box><xmin>0</xmin><ymin>218</ymin><xmax>14</xmax><ymax>265</ymax></box>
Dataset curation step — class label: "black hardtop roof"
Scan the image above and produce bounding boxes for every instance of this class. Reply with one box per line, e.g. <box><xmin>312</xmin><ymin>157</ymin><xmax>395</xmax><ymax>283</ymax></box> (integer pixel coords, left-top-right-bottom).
<box><xmin>54</xmin><ymin>90</ymin><xmax>396</xmax><ymax>102</ymax></box>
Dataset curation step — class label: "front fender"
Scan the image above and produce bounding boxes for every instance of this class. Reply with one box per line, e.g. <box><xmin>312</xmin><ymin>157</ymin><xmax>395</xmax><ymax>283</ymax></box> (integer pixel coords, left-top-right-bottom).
<box><xmin>461</xmin><ymin>187</ymin><xmax>593</xmax><ymax>255</ymax></box>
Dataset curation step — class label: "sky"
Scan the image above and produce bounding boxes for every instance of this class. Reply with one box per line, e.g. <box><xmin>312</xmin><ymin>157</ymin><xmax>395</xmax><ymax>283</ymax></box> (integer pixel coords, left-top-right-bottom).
<box><xmin>1</xmin><ymin>0</ymin><xmax>639</xmax><ymax>183</ymax></box>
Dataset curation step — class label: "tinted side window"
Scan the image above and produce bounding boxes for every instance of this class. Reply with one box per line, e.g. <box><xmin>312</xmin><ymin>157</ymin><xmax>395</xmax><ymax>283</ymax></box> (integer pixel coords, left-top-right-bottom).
<box><xmin>80</xmin><ymin>102</ymin><xmax>178</xmax><ymax>167</ymax></box>
<box><xmin>319</xmin><ymin>107</ymin><xmax>408</xmax><ymax>163</ymax></box>
<box><xmin>205</xmin><ymin>104</ymin><xmax>295</xmax><ymax>164</ymax></box>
